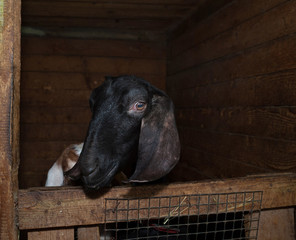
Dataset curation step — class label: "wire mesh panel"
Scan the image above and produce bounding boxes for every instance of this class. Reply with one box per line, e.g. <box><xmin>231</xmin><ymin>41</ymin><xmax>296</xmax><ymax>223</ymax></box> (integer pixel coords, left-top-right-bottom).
<box><xmin>104</xmin><ymin>191</ymin><xmax>262</xmax><ymax>240</ymax></box>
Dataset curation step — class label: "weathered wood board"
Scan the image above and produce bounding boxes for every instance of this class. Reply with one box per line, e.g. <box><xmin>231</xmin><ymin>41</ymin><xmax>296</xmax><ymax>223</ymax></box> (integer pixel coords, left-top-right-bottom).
<box><xmin>167</xmin><ymin>0</ymin><xmax>296</xmax><ymax>180</ymax></box>
<box><xmin>257</xmin><ymin>208</ymin><xmax>295</xmax><ymax>240</ymax></box>
<box><xmin>28</xmin><ymin>228</ymin><xmax>74</xmax><ymax>240</ymax></box>
<box><xmin>0</xmin><ymin>0</ymin><xmax>21</xmax><ymax>239</ymax></box>
<box><xmin>18</xmin><ymin>173</ymin><xmax>296</xmax><ymax>230</ymax></box>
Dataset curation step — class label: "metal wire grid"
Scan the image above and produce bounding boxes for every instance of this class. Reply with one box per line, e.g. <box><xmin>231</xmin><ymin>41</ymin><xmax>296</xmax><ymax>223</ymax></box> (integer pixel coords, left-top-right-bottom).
<box><xmin>104</xmin><ymin>191</ymin><xmax>263</xmax><ymax>240</ymax></box>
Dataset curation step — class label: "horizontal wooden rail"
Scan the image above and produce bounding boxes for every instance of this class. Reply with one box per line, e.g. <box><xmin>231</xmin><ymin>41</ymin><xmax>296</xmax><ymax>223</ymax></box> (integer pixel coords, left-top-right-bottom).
<box><xmin>18</xmin><ymin>173</ymin><xmax>296</xmax><ymax>230</ymax></box>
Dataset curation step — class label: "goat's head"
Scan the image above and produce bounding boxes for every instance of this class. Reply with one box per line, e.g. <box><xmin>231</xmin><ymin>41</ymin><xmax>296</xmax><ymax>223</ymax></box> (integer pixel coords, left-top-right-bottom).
<box><xmin>65</xmin><ymin>75</ymin><xmax>180</xmax><ymax>190</ymax></box>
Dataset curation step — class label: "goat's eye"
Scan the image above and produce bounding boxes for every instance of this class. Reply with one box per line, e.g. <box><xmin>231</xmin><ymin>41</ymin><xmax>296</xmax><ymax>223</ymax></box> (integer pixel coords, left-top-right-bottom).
<box><xmin>135</xmin><ymin>102</ymin><xmax>146</xmax><ymax>110</ymax></box>
<box><xmin>129</xmin><ymin>101</ymin><xmax>147</xmax><ymax>113</ymax></box>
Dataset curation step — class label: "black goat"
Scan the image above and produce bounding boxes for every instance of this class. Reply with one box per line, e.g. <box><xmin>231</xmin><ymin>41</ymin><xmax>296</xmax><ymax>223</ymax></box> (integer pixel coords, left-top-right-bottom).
<box><xmin>47</xmin><ymin>75</ymin><xmax>180</xmax><ymax>190</ymax></box>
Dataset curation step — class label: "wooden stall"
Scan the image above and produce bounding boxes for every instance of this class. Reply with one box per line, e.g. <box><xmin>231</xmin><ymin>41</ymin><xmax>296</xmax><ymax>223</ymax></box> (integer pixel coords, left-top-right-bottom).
<box><xmin>0</xmin><ymin>0</ymin><xmax>296</xmax><ymax>239</ymax></box>
<box><xmin>17</xmin><ymin>173</ymin><xmax>296</xmax><ymax>240</ymax></box>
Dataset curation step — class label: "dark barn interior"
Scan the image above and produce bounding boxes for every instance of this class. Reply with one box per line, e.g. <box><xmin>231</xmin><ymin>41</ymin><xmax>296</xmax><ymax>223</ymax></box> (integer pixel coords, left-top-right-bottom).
<box><xmin>19</xmin><ymin>0</ymin><xmax>296</xmax><ymax>188</ymax></box>
<box><xmin>2</xmin><ymin>0</ymin><xmax>296</xmax><ymax>239</ymax></box>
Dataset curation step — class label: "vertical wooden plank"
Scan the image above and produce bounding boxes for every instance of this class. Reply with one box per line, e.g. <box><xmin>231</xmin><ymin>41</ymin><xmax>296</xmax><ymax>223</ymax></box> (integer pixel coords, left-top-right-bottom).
<box><xmin>0</xmin><ymin>0</ymin><xmax>21</xmax><ymax>239</ymax></box>
<box><xmin>244</xmin><ymin>211</ymin><xmax>260</xmax><ymax>239</ymax></box>
<box><xmin>257</xmin><ymin>208</ymin><xmax>295</xmax><ymax>240</ymax></box>
<box><xmin>28</xmin><ymin>228</ymin><xmax>75</xmax><ymax>240</ymax></box>
<box><xmin>77</xmin><ymin>226</ymin><xmax>100</xmax><ymax>240</ymax></box>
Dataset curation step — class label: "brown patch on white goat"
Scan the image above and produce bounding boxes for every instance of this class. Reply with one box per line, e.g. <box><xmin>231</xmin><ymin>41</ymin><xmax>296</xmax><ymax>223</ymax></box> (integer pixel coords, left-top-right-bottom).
<box><xmin>45</xmin><ymin>143</ymin><xmax>83</xmax><ymax>186</ymax></box>
<box><xmin>45</xmin><ymin>143</ymin><xmax>129</xmax><ymax>187</ymax></box>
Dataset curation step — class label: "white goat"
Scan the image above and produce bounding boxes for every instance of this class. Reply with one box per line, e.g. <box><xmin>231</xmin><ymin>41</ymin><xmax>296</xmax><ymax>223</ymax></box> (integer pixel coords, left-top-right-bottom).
<box><xmin>45</xmin><ymin>143</ymin><xmax>128</xmax><ymax>187</ymax></box>
<box><xmin>45</xmin><ymin>143</ymin><xmax>83</xmax><ymax>186</ymax></box>
<box><xmin>45</xmin><ymin>143</ymin><xmax>114</xmax><ymax>239</ymax></box>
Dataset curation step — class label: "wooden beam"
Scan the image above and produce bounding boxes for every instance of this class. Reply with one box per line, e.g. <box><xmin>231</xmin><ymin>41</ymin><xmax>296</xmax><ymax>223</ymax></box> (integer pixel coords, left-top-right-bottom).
<box><xmin>22</xmin><ymin>55</ymin><xmax>166</xmax><ymax>75</ymax></box>
<box><xmin>18</xmin><ymin>173</ymin><xmax>296</xmax><ymax>230</ymax></box>
<box><xmin>21</xmin><ymin>2</ymin><xmax>190</xmax><ymax>19</ymax></box>
<box><xmin>21</xmin><ymin>26</ymin><xmax>166</xmax><ymax>42</ymax></box>
<box><xmin>21</xmin><ymin>17</ymin><xmax>173</xmax><ymax>31</ymax></box>
<box><xmin>21</xmin><ymin>37</ymin><xmax>166</xmax><ymax>59</ymax></box>
<box><xmin>21</xmin><ymin>0</ymin><xmax>197</xmax><ymax>4</ymax></box>
<box><xmin>0</xmin><ymin>0</ymin><xmax>21</xmax><ymax>239</ymax></box>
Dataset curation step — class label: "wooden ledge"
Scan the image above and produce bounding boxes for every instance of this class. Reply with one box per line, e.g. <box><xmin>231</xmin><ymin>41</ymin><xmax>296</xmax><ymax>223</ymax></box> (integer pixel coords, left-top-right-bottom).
<box><xmin>18</xmin><ymin>173</ymin><xmax>296</xmax><ymax>230</ymax></box>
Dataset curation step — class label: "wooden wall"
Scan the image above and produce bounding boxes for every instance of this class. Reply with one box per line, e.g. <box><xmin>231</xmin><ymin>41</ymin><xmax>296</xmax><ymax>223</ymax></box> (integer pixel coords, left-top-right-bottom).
<box><xmin>167</xmin><ymin>0</ymin><xmax>296</xmax><ymax>181</ymax></box>
<box><xmin>20</xmin><ymin>0</ymin><xmax>296</xmax><ymax>187</ymax></box>
<box><xmin>20</xmin><ymin>36</ymin><xmax>166</xmax><ymax>188</ymax></box>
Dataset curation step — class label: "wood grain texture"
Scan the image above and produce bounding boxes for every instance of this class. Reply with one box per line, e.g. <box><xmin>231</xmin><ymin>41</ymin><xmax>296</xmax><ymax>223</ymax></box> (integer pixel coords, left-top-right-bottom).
<box><xmin>168</xmin><ymin>147</ymin><xmax>271</xmax><ymax>181</ymax></box>
<box><xmin>0</xmin><ymin>0</ymin><xmax>21</xmax><ymax>239</ymax></box>
<box><xmin>168</xmin><ymin>0</ymin><xmax>230</xmax><ymax>39</ymax></box>
<box><xmin>28</xmin><ymin>228</ymin><xmax>74</xmax><ymax>240</ymax></box>
<box><xmin>21</xmin><ymin>72</ymin><xmax>165</xmax><ymax>91</ymax></box>
<box><xmin>169</xmin><ymin>71</ymin><xmax>296</xmax><ymax>108</ymax></box>
<box><xmin>22</xmin><ymin>37</ymin><xmax>166</xmax><ymax>59</ymax></box>
<box><xmin>22</xmin><ymin>2</ymin><xmax>189</xmax><ymax>19</ymax></box>
<box><xmin>168</xmin><ymin>34</ymin><xmax>296</xmax><ymax>90</ymax></box>
<box><xmin>18</xmin><ymin>173</ymin><xmax>296</xmax><ymax>230</ymax></box>
<box><xmin>169</xmin><ymin>0</ymin><xmax>286</xmax><ymax>57</ymax></box>
<box><xmin>21</xmin><ymin>89</ymin><xmax>91</xmax><ymax>107</ymax></box>
<box><xmin>176</xmin><ymin>107</ymin><xmax>296</xmax><ymax>140</ymax></box>
<box><xmin>257</xmin><ymin>208</ymin><xmax>295</xmax><ymax>240</ymax></box>
<box><xmin>22</xmin><ymin>55</ymin><xmax>166</xmax><ymax>75</ymax></box>
<box><xmin>77</xmin><ymin>226</ymin><xmax>100</xmax><ymax>240</ymax></box>
<box><xmin>22</xmin><ymin>0</ymin><xmax>197</xmax><ymax>3</ymax></box>
<box><xmin>21</xmin><ymin>0</ymin><xmax>197</xmax><ymax>31</ymax></box>
<box><xmin>22</xmin><ymin>16</ymin><xmax>174</xmax><ymax>30</ymax></box>
<box><xmin>180</xmin><ymin>128</ymin><xmax>296</xmax><ymax>171</ymax></box>
<box><xmin>167</xmin><ymin>0</ymin><xmax>296</xmax><ymax>180</ymax></box>
<box><xmin>21</xmin><ymin>106</ymin><xmax>92</xmax><ymax>124</ymax></box>
<box><xmin>169</xmin><ymin>0</ymin><xmax>296</xmax><ymax>75</ymax></box>
<box><xmin>21</xmin><ymin>123</ymin><xmax>89</xmax><ymax>142</ymax></box>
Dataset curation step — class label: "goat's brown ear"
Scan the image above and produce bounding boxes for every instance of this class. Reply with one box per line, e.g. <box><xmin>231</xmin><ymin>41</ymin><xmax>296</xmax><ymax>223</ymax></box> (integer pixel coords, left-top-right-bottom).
<box><xmin>128</xmin><ymin>95</ymin><xmax>180</xmax><ymax>182</ymax></box>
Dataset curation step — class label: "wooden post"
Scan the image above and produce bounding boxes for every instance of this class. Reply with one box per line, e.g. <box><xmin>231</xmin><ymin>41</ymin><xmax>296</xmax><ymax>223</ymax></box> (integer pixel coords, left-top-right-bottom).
<box><xmin>0</xmin><ymin>0</ymin><xmax>21</xmax><ymax>239</ymax></box>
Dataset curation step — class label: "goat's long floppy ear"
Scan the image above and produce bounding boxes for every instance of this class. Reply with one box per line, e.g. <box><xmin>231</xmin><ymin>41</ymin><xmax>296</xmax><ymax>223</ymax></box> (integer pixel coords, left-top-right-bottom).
<box><xmin>128</xmin><ymin>94</ymin><xmax>180</xmax><ymax>182</ymax></box>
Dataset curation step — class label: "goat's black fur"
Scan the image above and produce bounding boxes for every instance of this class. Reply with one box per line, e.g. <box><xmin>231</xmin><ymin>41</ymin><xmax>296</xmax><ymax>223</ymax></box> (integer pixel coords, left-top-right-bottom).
<box><xmin>65</xmin><ymin>75</ymin><xmax>180</xmax><ymax>190</ymax></box>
